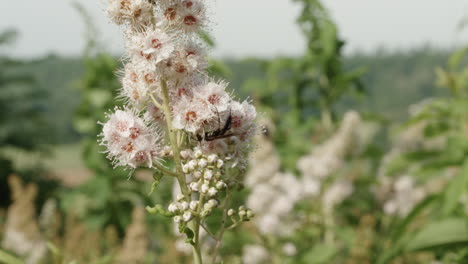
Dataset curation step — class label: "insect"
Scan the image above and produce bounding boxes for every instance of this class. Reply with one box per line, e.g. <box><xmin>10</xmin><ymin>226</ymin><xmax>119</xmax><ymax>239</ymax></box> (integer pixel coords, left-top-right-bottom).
<box><xmin>195</xmin><ymin>108</ymin><xmax>237</xmax><ymax>142</ymax></box>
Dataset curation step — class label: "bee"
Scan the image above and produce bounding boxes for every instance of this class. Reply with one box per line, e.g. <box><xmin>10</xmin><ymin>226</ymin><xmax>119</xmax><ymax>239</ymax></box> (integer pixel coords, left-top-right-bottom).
<box><xmin>195</xmin><ymin>108</ymin><xmax>237</xmax><ymax>142</ymax></box>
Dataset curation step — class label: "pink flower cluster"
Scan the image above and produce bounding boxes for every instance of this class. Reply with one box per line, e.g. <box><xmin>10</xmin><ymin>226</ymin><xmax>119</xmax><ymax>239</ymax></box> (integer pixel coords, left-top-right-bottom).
<box><xmin>101</xmin><ymin>109</ymin><xmax>161</xmax><ymax>168</ymax></box>
<box><xmin>101</xmin><ymin>0</ymin><xmax>257</xmax><ymax>170</ymax></box>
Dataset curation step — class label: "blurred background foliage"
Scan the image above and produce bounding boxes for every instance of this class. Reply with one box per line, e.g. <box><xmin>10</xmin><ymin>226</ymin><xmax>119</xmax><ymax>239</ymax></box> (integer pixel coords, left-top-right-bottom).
<box><xmin>1</xmin><ymin>0</ymin><xmax>468</xmax><ymax>263</ymax></box>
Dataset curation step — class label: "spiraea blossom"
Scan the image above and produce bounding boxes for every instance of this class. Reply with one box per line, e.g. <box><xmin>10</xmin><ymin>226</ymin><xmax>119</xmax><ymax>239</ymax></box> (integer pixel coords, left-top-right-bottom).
<box><xmin>106</xmin><ymin>0</ymin><xmax>153</xmax><ymax>26</ymax></box>
<box><xmin>101</xmin><ymin>108</ymin><xmax>162</xmax><ymax>169</ymax></box>
<box><xmin>101</xmin><ymin>0</ymin><xmax>257</xmax><ymax>262</ymax></box>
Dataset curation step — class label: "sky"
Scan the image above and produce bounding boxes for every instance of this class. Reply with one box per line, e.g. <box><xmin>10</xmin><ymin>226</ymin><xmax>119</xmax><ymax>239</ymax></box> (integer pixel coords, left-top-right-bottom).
<box><xmin>2</xmin><ymin>0</ymin><xmax>468</xmax><ymax>58</ymax></box>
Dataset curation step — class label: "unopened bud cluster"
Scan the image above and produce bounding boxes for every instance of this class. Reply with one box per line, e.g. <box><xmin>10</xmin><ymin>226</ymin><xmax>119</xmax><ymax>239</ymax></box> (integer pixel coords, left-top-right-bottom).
<box><xmin>168</xmin><ymin>149</ymin><xmax>227</xmax><ymax>226</ymax></box>
<box><xmin>228</xmin><ymin>205</ymin><xmax>254</xmax><ymax>222</ymax></box>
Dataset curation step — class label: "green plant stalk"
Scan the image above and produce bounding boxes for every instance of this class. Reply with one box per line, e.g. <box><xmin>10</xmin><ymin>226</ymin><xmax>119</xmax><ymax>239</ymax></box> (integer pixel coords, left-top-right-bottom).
<box><xmin>159</xmin><ymin>79</ymin><xmax>190</xmax><ymax>197</ymax></box>
<box><xmin>211</xmin><ymin>191</ymin><xmax>231</xmax><ymax>263</ymax></box>
<box><xmin>192</xmin><ymin>244</ymin><xmax>203</xmax><ymax>264</ymax></box>
<box><xmin>192</xmin><ymin>193</ymin><xmax>206</xmax><ymax>264</ymax></box>
<box><xmin>160</xmin><ymin>79</ymin><xmax>203</xmax><ymax>263</ymax></box>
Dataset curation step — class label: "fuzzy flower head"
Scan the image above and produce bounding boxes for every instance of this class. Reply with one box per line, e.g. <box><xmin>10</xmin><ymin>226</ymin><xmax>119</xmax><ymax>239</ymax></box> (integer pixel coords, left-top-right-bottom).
<box><xmin>106</xmin><ymin>0</ymin><xmax>153</xmax><ymax>27</ymax></box>
<box><xmin>100</xmin><ymin>108</ymin><xmax>162</xmax><ymax>169</ymax></box>
<box><xmin>229</xmin><ymin>100</ymin><xmax>257</xmax><ymax>137</ymax></box>
<box><xmin>121</xmin><ymin>62</ymin><xmax>160</xmax><ymax>106</ymax></box>
<box><xmin>172</xmin><ymin>96</ymin><xmax>211</xmax><ymax>133</ymax></box>
<box><xmin>192</xmin><ymin>80</ymin><xmax>231</xmax><ymax>112</ymax></box>
<box><xmin>163</xmin><ymin>40</ymin><xmax>208</xmax><ymax>77</ymax></box>
<box><xmin>159</xmin><ymin>0</ymin><xmax>208</xmax><ymax>33</ymax></box>
<box><xmin>127</xmin><ymin>27</ymin><xmax>175</xmax><ymax>69</ymax></box>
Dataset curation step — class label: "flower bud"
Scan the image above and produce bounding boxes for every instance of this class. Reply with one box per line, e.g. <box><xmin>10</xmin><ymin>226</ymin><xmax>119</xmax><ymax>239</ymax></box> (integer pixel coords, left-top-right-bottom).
<box><xmin>189</xmin><ymin>201</ymin><xmax>199</xmax><ymax>210</ymax></box>
<box><xmin>201</xmin><ymin>183</ymin><xmax>209</xmax><ymax>194</ymax></box>
<box><xmin>179</xmin><ymin>201</ymin><xmax>189</xmax><ymax>211</ymax></box>
<box><xmin>183</xmin><ymin>211</ymin><xmax>193</xmax><ymax>222</ymax></box>
<box><xmin>238</xmin><ymin>210</ymin><xmax>246</xmax><ymax>218</ymax></box>
<box><xmin>176</xmin><ymin>194</ymin><xmax>185</xmax><ymax>201</ymax></box>
<box><xmin>180</xmin><ymin>150</ymin><xmax>192</xmax><ymax>159</ymax></box>
<box><xmin>227</xmin><ymin>209</ymin><xmax>235</xmax><ymax>216</ymax></box>
<box><xmin>193</xmin><ymin>171</ymin><xmax>202</xmax><ymax>179</ymax></box>
<box><xmin>173</xmin><ymin>216</ymin><xmax>182</xmax><ymax>223</ymax></box>
<box><xmin>207</xmin><ymin>199</ymin><xmax>218</xmax><ymax>207</ymax></box>
<box><xmin>216</xmin><ymin>181</ymin><xmax>226</xmax><ymax>190</ymax></box>
<box><xmin>168</xmin><ymin>203</ymin><xmax>178</xmax><ymax>213</ymax></box>
<box><xmin>207</xmin><ymin>154</ymin><xmax>217</xmax><ymax>163</ymax></box>
<box><xmin>189</xmin><ymin>182</ymin><xmax>200</xmax><ymax>192</ymax></box>
<box><xmin>194</xmin><ymin>149</ymin><xmax>202</xmax><ymax>158</ymax></box>
<box><xmin>201</xmin><ymin>209</ymin><xmax>211</xmax><ymax>217</ymax></box>
<box><xmin>246</xmin><ymin>210</ymin><xmax>254</xmax><ymax>218</ymax></box>
<box><xmin>204</xmin><ymin>170</ymin><xmax>213</xmax><ymax>180</ymax></box>
<box><xmin>182</xmin><ymin>164</ymin><xmax>190</xmax><ymax>173</ymax></box>
<box><xmin>216</xmin><ymin>159</ymin><xmax>224</xmax><ymax>168</ymax></box>
<box><xmin>198</xmin><ymin>158</ymin><xmax>207</xmax><ymax>168</ymax></box>
<box><xmin>188</xmin><ymin>159</ymin><xmax>198</xmax><ymax>170</ymax></box>
<box><xmin>207</xmin><ymin>187</ymin><xmax>218</xmax><ymax>197</ymax></box>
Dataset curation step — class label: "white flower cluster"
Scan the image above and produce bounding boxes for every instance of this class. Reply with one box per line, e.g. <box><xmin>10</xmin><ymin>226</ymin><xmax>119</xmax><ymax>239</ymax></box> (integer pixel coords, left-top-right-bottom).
<box><xmin>297</xmin><ymin>111</ymin><xmax>361</xmax><ymax>180</ymax></box>
<box><xmin>382</xmin><ymin>175</ymin><xmax>426</xmax><ymax>217</ymax></box>
<box><xmin>100</xmin><ymin>108</ymin><xmax>162</xmax><ymax>168</ymax></box>
<box><xmin>107</xmin><ymin>0</ymin><xmax>153</xmax><ymax>27</ymax></box>
<box><xmin>375</xmin><ymin>100</ymin><xmax>448</xmax><ymax>217</ymax></box>
<box><xmin>245</xmin><ymin>113</ymin><xmax>361</xmax><ymax>236</ymax></box>
<box><xmin>101</xmin><ymin>0</ymin><xmax>257</xmax><ymax>171</ymax></box>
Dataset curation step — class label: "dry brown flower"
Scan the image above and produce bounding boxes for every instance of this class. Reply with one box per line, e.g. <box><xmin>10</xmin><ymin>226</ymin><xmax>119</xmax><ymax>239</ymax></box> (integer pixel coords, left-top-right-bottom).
<box><xmin>1</xmin><ymin>174</ymin><xmax>47</xmax><ymax>264</ymax></box>
<box><xmin>117</xmin><ymin>207</ymin><xmax>149</xmax><ymax>264</ymax></box>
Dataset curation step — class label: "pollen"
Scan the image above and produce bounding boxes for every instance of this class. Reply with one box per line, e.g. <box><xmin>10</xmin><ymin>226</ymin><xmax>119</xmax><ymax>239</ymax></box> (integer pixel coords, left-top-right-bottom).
<box><xmin>144</xmin><ymin>73</ymin><xmax>155</xmax><ymax>84</ymax></box>
<box><xmin>130</xmin><ymin>72</ymin><xmax>138</xmax><ymax>82</ymax></box>
<box><xmin>175</xmin><ymin>63</ymin><xmax>186</xmax><ymax>73</ymax></box>
<box><xmin>140</xmin><ymin>51</ymin><xmax>152</xmax><ymax>60</ymax></box>
<box><xmin>184</xmin><ymin>15</ymin><xmax>197</xmax><ymax>26</ymax></box>
<box><xmin>185</xmin><ymin>111</ymin><xmax>197</xmax><ymax>122</ymax></box>
<box><xmin>164</xmin><ymin>8</ymin><xmax>177</xmax><ymax>20</ymax></box>
<box><xmin>129</xmin><ymin>127</ymin><xmax>141</xmax><ymax>139</ymax></box>
<box><xmin>178</xmin><ymin>88</ymin><xmax>188</xmax><ymax>97</ymax></box>
<box><xmin>151</xmin><ymin>39</ymin><xmax>162</xmax><ymax>49</ymax></box>
<box><xmin>116</xmin><ymin>121</ymin><xmax>128</xmax><ymax>132</ymax></box>
<box><xmin>232</xmin><ymin>116</ymin><xmax>242</xmax><ymax>128</ymax></box>
<box><xmin>122</xmin><ymin>142</ymin><xmax>134</xmax><ymax>153</ymax></box>
<box><xmin>208</xmin><ymin>94</ymin><xmax>220</xmax><ymax>104</ymax></box>
<box><xmin>183</xmin><ymin>1</ymin><xmax>194</xmax><ymax>8</ymax></box>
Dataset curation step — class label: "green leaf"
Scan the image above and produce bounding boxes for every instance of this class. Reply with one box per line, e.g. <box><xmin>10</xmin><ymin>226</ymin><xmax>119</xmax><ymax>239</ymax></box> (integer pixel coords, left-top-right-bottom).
<box><xmin>405</xmin><ymin>218</ymin><xmax>468</xmax><ymax>252</ymax></box>
<box><xmin>0</xmin><ymin>249</ymin><xmax>23</xmax><ymax>264</ymax></box>
<box><xmin>46</xmin><ymin>241</ymin><xmax>61</xmax><ymax>256</ymax></box>
<box><xmin>182</xmin><ymin>226</ymin><xmax>195</xmax><ymax>245</ymax></box>
<box><xmin>390</xmin><ymin>195</ymin><xmax>438</xmax><ymax>243</ymax></box>
<box><xmin>301</xmin><ymin>244</ymin><xmax>336</xmax><ymax>264</ymax></box>
<box><xmin>443</xmin><ymin>159</ymin><xmax>468</xmax><ymax>215</ymax></box>
<box><xmin>148</xmin><ymin>172</ymin><xmax>163</xmax><ymax>195</ymax></box>
<box><xmin>145</xmin><ymin>204</ymin><xmax>174</xmax><ymax>217</ymax></box>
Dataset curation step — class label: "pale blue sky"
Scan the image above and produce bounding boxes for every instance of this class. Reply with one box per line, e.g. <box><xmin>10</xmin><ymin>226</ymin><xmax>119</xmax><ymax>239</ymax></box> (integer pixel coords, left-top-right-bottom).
<box><xmin>2</xmin><ymin>0</ymin><xmax>468</xmax><ymax>58</ymax></box>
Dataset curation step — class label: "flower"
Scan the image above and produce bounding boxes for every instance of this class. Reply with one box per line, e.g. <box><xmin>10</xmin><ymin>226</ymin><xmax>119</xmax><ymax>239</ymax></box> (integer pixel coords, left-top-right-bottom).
<box><xmin>127</xmin><ymin>27</ymin><xmax>175</xmax><ymax>69</ymax></box>
<box><xmin>106</xmin><ymin>0</ymin><xmax>153</xmax><ymax>26</ymax></box>
<box><xmin>100</xmin><ymin>108</ymin><xmax>162</xmax><ymax>168</ymax></box>
<box><xmin>120</xmin><ymin>62</ymin><xmax>159</xmax><ymax>106</ymax></box>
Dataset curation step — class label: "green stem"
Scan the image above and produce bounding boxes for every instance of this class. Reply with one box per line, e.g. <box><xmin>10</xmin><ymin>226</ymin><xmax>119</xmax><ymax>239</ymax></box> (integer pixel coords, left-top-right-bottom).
<box><xmin>189</xmin><ymin>189</ymin><xmax>207</xmax><ymax>264</ymax></box>
<box><xmin>192</xmin><ymin>244</ymin><xmax>203</xmax><ymax>264</ymax></box>
<box><xmin>211</xmin><ymin>191</ymin><xmax>231</xmax><ymax>263</ymax></box>
<box><xmin>159</xmin><ymin>79</ymin><xmax>190</xmax><ymax>197</ymax></box>
<box><xmin>154</xmin><ymin>163</ymin><xmax>178</xmax><ymax>177</ymax></box>
<box><xmin>160</xmin><ymin>79</ymin><xmax>203</xmax><ymax>263</ymax></box>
